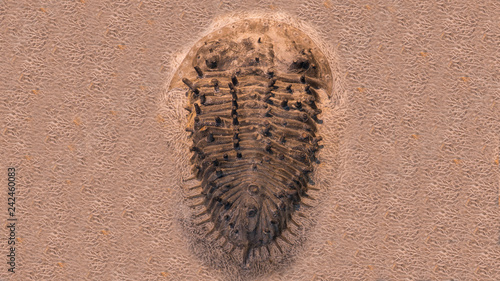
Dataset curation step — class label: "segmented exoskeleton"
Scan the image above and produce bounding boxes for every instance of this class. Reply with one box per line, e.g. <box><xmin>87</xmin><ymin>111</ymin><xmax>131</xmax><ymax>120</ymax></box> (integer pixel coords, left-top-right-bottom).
<box><xmin>169</xmin><ymin>19</ymin><xmax>332</xmax><ymax>267</ymax></box>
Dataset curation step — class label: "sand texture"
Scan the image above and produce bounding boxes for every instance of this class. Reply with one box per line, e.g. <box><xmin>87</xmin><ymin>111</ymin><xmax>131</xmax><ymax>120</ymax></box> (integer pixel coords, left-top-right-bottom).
<box><xmin>1</xmin><ymin>1</ymin><xmax>499</xmax><ymax>280</ymax></box>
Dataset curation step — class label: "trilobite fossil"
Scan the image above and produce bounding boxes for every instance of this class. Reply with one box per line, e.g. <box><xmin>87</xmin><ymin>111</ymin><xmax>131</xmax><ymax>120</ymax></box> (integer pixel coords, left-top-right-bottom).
<box><xmin>169</xmin><ymin>19</ymin><xmax>332</xmax><ymax>267</ymax></box>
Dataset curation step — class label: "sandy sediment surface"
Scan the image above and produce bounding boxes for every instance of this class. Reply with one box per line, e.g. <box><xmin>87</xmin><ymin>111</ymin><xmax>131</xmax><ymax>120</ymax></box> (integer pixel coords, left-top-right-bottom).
<box><xmin>0</xmin><ymin>1</ymin><xmax>499</xmax><ymax>280</ymax></box>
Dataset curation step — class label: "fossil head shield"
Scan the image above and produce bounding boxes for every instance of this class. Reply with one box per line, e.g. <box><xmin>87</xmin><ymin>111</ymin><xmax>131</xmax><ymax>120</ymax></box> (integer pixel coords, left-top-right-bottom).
<box><xmin>168</xmin><ymin>18</ymin><xmax>332</xmax><ymax>268</ymax></box>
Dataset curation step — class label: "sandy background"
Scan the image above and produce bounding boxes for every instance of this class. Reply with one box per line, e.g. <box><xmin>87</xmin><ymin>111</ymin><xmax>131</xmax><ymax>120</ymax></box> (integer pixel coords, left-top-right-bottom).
<box><xmin>1</xmin><ymin>0</ymin><xmax>499</xmax><ymax>280</ymax></box>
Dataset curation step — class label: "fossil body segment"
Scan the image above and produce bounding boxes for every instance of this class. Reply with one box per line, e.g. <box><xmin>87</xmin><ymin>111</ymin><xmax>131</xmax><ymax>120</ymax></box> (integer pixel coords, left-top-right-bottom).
<box><xmin>170</xmin><ymin>19</ymin><xmax>332</xmax><ymax>266</ymax></box>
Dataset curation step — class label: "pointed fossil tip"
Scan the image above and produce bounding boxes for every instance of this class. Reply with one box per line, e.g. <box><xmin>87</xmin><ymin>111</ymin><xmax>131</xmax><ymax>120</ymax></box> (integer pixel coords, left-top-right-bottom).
<box><xmin>182</xmin><ymin>77</ymin><xmax>191</xmax><ymax>86</ymax></box>
<box><xmin>182</xmin><ymin>78</ymin><xmax>198</xmax><ymax>94</ymax></box>
<box><xmin>242</xmin><ymin>244</ymin><xmax>252</xmax><ymax>269</ymax></box>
